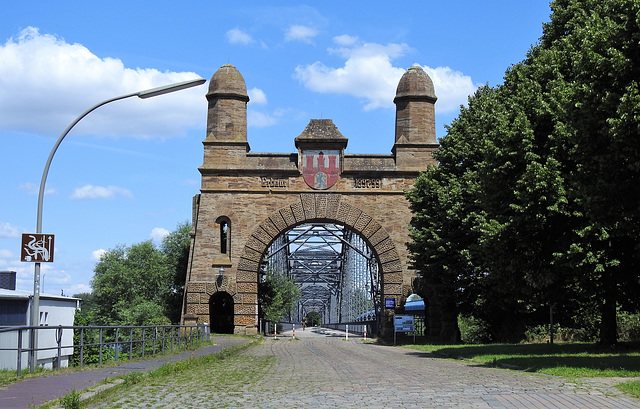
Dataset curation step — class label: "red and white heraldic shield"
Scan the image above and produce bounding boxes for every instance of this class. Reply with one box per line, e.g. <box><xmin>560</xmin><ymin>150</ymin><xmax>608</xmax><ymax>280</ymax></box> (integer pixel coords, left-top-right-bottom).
<box><xmin>302</xmin><ymin>150</ymin><xmax>340</xmax><ymax>190</ymax></box>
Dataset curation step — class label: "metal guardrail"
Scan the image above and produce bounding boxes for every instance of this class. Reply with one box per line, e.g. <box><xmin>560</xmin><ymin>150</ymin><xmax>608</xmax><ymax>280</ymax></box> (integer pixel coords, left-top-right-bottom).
<box><xmin>321</xmin><ymin>321</ymin><xmax>376</xmax><ymax>336</ymax></box>
<box><xmin>0</xmin><ymin>324</ymin><xmax>210</xmax><ymax>377</ymax></box>
<box><xmin>263</xmin><ymin>321</ymin><xmax>377</xmax><ymax>337</ymax></box>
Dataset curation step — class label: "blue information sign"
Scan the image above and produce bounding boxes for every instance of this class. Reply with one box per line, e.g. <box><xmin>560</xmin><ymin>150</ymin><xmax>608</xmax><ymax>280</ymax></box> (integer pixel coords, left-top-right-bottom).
<box><xmin>385</xmin><ymin>297</ymin><xmax>396</xmax><ymax>309</ymax></box>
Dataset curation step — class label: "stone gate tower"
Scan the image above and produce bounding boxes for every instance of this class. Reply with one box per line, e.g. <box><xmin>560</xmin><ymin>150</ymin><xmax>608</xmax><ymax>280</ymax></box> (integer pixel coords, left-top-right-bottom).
<box><xmin>181</xmin><ymin>64</ymin><xmax>438</xmax><ymax>337</ymax></box>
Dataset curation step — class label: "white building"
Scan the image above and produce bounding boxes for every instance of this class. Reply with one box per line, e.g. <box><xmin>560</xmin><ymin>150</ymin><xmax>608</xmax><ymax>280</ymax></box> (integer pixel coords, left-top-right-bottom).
<box><xmin>0</xmin><ymin>271</ymin><xmax>80</xmax><ymax>370</ymax></box>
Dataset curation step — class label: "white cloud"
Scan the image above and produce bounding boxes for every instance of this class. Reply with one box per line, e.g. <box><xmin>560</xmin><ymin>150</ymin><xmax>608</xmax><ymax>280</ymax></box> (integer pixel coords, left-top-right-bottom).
<box><xmin>285</xmin><ymin>25</ymin><xmax>318</xmax><ymax>43</ymax></box>
<box><xmin>422</xmin><ymin>66</ymin><xmax>478</xmax><ymax>113</ymax></box>
<box><xmin>294</xmin><ymin>43</ymin><xmax>409</xmax><ymax>111</ymax></box>
<box><xmin>248</xmin><ymin>88</ymin><xmax>267</xmax><ymax>105</ymax></box>
<box><xmin>91</xmin><ymin>249</ymin><xmax>106</xmax><ymax>261</ymax></box>
<box><xmin>0</xmin><ymin>222</ymin><xmax>20</xmax><ymax>238</ymax></box>
<box><xmin>0</xmin><ymin>27</ymin><xmax>206</xmax><ymax>139</ymax></box>
<box><xmin>150</xmin><ymin>227</ymin><xmax>170</xmax><ymax>242</ymax></box>
<box><xmin>46</xmin><ymin>270</ymin><xmax>71</xmax><ymax>285</ymax></box>
<box><xmin>70</xmin><ymin>185</ymin><xmax>133</xmax><ymax>200</ymax></box>
<box><xmin>18</xmin><ymin>182</ymin><xmax>57</xmax><ymax>196</ymax></box>
<box><xmin>333</xmin><ymin>34</ymin><xmax>358</xmax><ymax>46</ymax></box>
<box><xmin>226</xmin><ymin>28</ymin><xmax>254</xmax><ymax>45</ymax></box>
<box><xmin>70</xmin><ymin>283</ymin><xmax>91</xmax><ymax>294</ymax></box>
<box><xmin>294</xmin><ymin>41</ymin><xmax>479</xmax><ymax>113</ymax></box>
<box><xmin>248</xmin><ymin>111</ymin><xmax>278</xmax><ymax>128</ymax></box>
<box><xmin>0</xmin><ymin>249</ymin><xmax>13</xmax><ymax>258</ymax></box>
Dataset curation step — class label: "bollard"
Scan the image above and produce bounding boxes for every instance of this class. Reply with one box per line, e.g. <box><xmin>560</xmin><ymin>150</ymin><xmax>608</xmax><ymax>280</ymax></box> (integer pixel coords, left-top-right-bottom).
<box><xmin>274</xmin><ymin>324</ymin><xmax>277</xmax><ymax>340</ymax></box>
<box><xmin>346</xmin><ymin>324</ymin><xmax>349</xmax><ymax>340</ymax></box>
<box><xmin>293</xmin><ymin>324</ymin><xmax>296</xmax><ymax>339</ymax></box>
<box><xmin>364</xmin><ymin>329</ymin><xmax>367</xmax><ymax>341</ymax></box>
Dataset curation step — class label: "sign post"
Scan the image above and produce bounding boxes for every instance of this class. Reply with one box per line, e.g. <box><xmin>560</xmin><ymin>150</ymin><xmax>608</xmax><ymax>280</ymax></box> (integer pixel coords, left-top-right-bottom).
<box><xmin>21</xmin><ymin>233</ymin><xmax>55</xmax><ymax>371</ymax></box>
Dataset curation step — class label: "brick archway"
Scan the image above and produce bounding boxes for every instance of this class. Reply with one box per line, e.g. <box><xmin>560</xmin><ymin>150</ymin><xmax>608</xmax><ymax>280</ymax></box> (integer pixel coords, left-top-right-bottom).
<box><xmin>181</xmin><ymin>64</ymin><xmax>439</xmax><ymax>337</ymax></box>
<box><xmin>234</xmin><ymin>193</ymin><xmax>403</xmax><ymax>329</ymax></box>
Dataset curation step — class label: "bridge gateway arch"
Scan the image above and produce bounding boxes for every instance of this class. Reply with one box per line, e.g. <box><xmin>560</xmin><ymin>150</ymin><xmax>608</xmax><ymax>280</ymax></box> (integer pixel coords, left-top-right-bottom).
<box><xmin>181</xmin><ymin>64</ymin><xmax>440</xmax><ymax>337</ymax></box>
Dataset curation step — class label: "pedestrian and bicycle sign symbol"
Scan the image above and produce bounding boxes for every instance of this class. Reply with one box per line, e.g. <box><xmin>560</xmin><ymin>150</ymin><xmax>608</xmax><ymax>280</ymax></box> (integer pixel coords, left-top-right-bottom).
<box><xmin>21</xmin><ymin>233</ymin><xmax>55</xmax><ymax>262</ymax></box>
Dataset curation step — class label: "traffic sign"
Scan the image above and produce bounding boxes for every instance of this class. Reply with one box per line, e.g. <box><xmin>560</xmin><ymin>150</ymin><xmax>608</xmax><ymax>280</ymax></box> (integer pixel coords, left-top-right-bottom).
<box><xmin>21</xmin><ymin>233</ymin><xmax>55</xmax><ymax>262</ymax></box>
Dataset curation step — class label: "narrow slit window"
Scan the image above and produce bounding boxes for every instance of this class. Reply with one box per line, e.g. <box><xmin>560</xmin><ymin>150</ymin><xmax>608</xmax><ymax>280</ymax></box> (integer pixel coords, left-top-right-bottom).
<box><xmin>217</xmin><ymin>216</ymin><xmax>231</xmax><ymax>256</ymax></box>
<box><xmin>220</xmin><ymin>221</ymin><xmax>228</xmax><ymax>254</ymax></box>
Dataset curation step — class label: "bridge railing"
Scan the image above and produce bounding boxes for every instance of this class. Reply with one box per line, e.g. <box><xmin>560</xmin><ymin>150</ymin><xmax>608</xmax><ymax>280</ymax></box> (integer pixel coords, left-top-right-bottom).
<box><xmin>316</xmin><ymin>321</ymin><xmax>377</xmax><ymax>337</ymax></box>
<box><xmin>0</xmin><ymin>323</ymin><xmax>209</xmax><ymax>377</ymax></box>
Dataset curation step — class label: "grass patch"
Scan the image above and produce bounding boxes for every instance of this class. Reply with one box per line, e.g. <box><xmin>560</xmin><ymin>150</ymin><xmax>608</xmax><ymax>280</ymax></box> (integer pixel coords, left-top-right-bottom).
<box><xmin>403</xmin><ymin>342</ymin><xmax>640</xmax><ymax>378</ymax></box>
<box><xmin>0</xmin><ymin>338</ymin><xmax>218</xmax><ymax>388</ymax></box>
<box><xmin>83</xmin><ymin>338</ymin><xmax>268</xmax><ymax>408</ymax></box>
<box><xmin>616</xmin><ymin>380</ymin><xmax>640</xmax><ymax>399</ymax></box>
<box><xmin>0</xmin><ymin>366</ymin><xmax>48</xmax><ymax>388</ymax></box>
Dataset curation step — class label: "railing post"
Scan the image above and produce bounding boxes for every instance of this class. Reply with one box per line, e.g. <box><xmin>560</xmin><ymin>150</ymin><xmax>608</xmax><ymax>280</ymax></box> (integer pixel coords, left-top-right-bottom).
<box><xmin>114</xmin><ymin>327</ymin><xmax>119</xmax><ymax>362</ymax></box>
<box><xmin>80</xmin><ymin>328</ymin><xmax>84</xmax><ymax>367</ymax></box>
<box><xmin>99</xmin><ymin>328</ymin><xmax>103</xmax><ymax>365</ymax></box>
<box><xmin>129</xmin><ymin>328</ymin><xmax>133</xmax><ymax>361</ymax></box>
<box><xmin>162</xmin><ymin>326</ymin><xmax>166</xmax><ymax>353</ymax></box>
<box><xmin>56</xmin><ymin>326</ymin><xmax>63</xmax><ymax>370</ymax></box>
<box><xmin>17</xmin><ymin>330</ymin><xmax>23</xmax><ymax>377</ymax></box>
<box><xmin>29</xmin><ymin>325</ymin><xmax>35</xmax><ymax>373</ymax></box>
<box><xmin>152</xmin><ymin>327</ymin><xmax>157</xmax><ymax>355</ymax></box>
<box><xmin>141</xmin><ymin>328</ymin><xmax>146</xmax><ymax>359</ymax></box>
<box><xmin>171</xmin><ymin>326</ymin><xmax>174</xmax><ymax>353</ymax></box>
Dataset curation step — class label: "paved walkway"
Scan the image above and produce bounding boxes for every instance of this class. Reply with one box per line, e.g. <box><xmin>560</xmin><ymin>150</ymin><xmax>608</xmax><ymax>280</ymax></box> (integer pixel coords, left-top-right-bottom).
<box><xmin>0</xmin><ymin>336</ymin><xmax>251</xmax><ymax>408</ymax></box>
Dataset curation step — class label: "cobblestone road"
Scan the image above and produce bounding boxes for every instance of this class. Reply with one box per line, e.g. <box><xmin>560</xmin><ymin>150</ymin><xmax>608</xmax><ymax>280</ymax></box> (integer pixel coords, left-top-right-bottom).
<box><xmin>243</xmin><ymin>328</ymin><xmax>640</xmax><ymax>408</ymax></box>
<box><xmin>90</xmin><ymin>327</ymin><xmax>640</xmax><ymax>408</ymax></box>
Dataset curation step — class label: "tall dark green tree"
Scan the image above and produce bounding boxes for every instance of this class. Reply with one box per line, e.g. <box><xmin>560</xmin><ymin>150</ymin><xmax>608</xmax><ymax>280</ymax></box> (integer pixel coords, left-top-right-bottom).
<box><xmin>407</xmin><ymin>0</ymin><xmax>640</xmax><ymax>345</ymax></box>
<box><xmin>538</xmin><ymin>0</ymin><xmax>640</xmax><ymax>346</ymax></box>
<box><xmin>407</xmin><ymin>86</ymin><xmax>495</xmax><ymax>341</ymax></box>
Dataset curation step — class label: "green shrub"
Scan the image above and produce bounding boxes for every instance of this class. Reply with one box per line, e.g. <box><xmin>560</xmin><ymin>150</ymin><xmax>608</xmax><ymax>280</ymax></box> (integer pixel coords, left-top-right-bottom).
<box><xmin>123</xmin><ymin>372</ymin><xmax>144</xmax><ymax>386</ymax></box>
<box><xmin>458</xmin><ymin>315</ymin><xmax>491</xmax><ymax>344</ymax></box>
<box><xmin>60</xmin><ymin>389</ymin><xmax>80</xmax><ymax>409</ymax></box>
<box><xmin>618</xmin><ymin>311</ymin><xmax>640</xmax><ymax>341</ymax></box>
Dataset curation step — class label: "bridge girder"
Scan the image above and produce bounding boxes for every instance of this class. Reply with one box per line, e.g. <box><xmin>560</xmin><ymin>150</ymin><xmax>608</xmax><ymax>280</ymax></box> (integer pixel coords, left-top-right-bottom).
<box><xmin>261</xmin><ymin>223</ymin><xmax>380</xmax><ymax>324</ymax></box>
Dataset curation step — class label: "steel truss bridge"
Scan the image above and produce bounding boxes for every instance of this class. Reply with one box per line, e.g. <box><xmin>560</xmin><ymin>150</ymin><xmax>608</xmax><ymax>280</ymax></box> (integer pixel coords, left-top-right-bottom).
<box><xmin>261</xmin><ymin>223</ymin><xmax>380</xmax><ymax>326</ymax></box>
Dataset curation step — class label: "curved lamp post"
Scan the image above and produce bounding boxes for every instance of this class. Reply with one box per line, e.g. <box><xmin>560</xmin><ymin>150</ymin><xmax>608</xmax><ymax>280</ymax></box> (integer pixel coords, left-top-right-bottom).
<box><xmin>29</xmin><ymin>78</ymin><xmax>206</xmax><ymax>372</ymax></box>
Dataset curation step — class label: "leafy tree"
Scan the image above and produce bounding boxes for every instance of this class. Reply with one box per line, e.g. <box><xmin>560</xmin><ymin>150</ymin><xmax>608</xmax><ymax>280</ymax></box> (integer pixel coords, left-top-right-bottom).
<box><xmin>496</xmin><ymin>0</ymin><xmax>640</xmax><ymax>346</ymax></box>
<box><xmin>538</xmin><ymin>0</ymin><xmax>640</xmax><ymax>346</ymax></box>
<box><xmin>258</xmin><ymin>270</ymin><xmax>300</xmax><ymax>323</ymax></box>
<box><xmin>306</xmin><ymin>311</ymin><xmax>322</xmax><ymax>327</ymax></box>
<box><xmin>159</xmin><ymin>221</ymin><xmax>192</xmax><ymax>323</ymax></box>
<box><xmin>71</xmin><ymin>296</ymin><xmax>113</xmax><ymax>365</ymax></box>
<box><xmin>89</xmin><ymin>222</ymin><xmax>192</xmax><ymax>326</ymax></box>
<box><xmin>72</xmin><ymin>292</ymin><xmax>97</xmax><ymax>317</ymax></box>
<box><xmin>407</xmin><ymin>0</ymin><xmax>640</xmax><ymax>346</ymax></box>
<box><xmin>91</xmin><ymin>241</ymin><xmax>171</xmax><ymax>325</ymax></box>
<box><xmin>407</xmin><ymin>86</ymin><xmax>503</xmax><ymax>341</ymax></box>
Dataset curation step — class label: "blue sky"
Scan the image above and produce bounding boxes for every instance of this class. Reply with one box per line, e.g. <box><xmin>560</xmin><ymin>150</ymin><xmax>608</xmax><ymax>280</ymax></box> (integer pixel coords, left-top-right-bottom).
<box><xmin>1</xmin><ymin>1</ymin><xmax>552</xmax><ymax>295</ymax></box>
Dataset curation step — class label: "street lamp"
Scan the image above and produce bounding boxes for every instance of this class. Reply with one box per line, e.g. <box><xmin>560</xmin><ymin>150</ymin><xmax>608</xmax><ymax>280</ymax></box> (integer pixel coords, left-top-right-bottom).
<box><xmin>29</xmin><ymin>77</ymin><xmax>206</xmax><ymax>372</ymax></box>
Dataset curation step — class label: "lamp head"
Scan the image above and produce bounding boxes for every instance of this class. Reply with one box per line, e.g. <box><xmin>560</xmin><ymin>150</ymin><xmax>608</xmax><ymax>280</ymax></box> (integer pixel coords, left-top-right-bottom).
<box><xmin>137</xmin><ymin>78</ymin><xmax>206</xmax><ymax>99</ymax></box>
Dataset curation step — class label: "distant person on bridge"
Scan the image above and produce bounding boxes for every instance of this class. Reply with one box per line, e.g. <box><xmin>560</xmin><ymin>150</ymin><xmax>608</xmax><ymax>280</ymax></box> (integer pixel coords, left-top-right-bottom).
<box><xmin>301</xmin><ymin>318</ymin><xmax>306</xmax><ymax>331</ymax></box>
